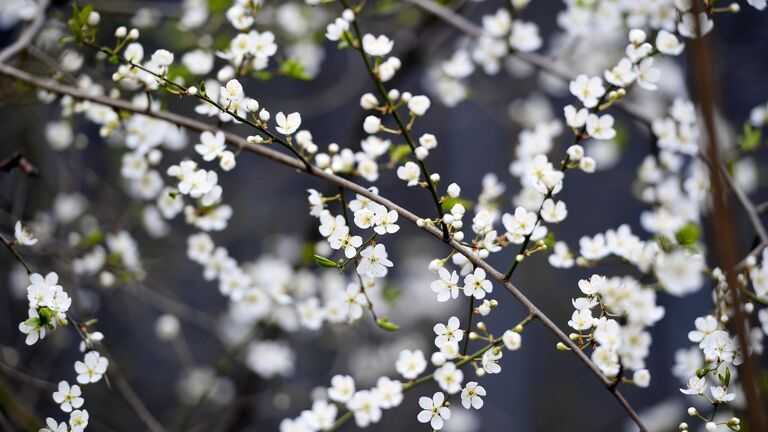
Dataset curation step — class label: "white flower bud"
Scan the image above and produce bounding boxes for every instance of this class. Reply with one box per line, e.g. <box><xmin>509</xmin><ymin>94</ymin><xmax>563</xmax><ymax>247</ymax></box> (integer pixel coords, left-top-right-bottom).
<box><xmin>328</xmin><ymin>143</ymin><xmax>339</xmax><ymax>153</ymax></box>
<box><xmin>633</xmin><ymin>369</ymin><xmax>650</xmax><ymax>388</ymax></box>
<box><xmin>363</xmin><ymin>116</ymin><xmax>381</xmax><ymax>134</ymax></box>
<box><xmin>453</xmin><ymin>231</ymin><xmax>464</xmax><ymax>241</ymax></box>
<box><xmin>147</xmin><ymin>149</ymin><xmax>162</xmax><ymax>165</ymax></box>
<box><xmin>415</xmin><ymin>146</ymin><xmax>428</xmax><ymax>160</ymax></box>
<box><xmin>128</xmin><ymin>28</ymin><xmax>140</xmax><ymax>40</ymax></box>
<box><xmin>447</xmin><ymin>183</ymin><xmax>460</xmax><ymax>198</ymax></box>
<box><xmin>259</xmin><ymin>109</ymin><xmax>270</xmax><ymax>121</ymax></box>
<box><xmin>155</xmin><ymin>314</ymin><xmax>180</xmax><ymax>340</ymax></box>
<box><xmin>431</xmin><ymin>351</ymin><xmax>446</xmax><ymax>366</ymax></box>
<box><xmin>246</xmin><ymin>99</ymin><xmax>260</xmax><ymax>112</ymax></box>
<box><xmin>342</xmin><ymin>8</ymin><xmax>355</xmax><ymax>22</ymax></box>
<box><xmin>360</xmin><ymin>93</ymin><xmax>378</xmax><ymax>109</ymax></box>
<box><xmin>687</xmin><ymin>407</ymin><xmax>697</xmax><ymax>416</ymax></box>
<box><xmin>419</xmin><ymin>133</ymin><xmax>437</xmax><ymax>149</ymax></box>
<box><xmin>430</xmin><ymin>173</ymin><xmax>440</xmax><ymax>183</ymax></box>
<box><xmin>579</xmin><ymin>156</ymin><xmax>596</xmax><ymax>173</ymax></box>
<box><xmin>387</xmin><ymin>89</ymin><xmax>400</xmax><ymax>101</ymax></box>
<box><xmin>115</xmin><ymin>26</ymin><xmax>127</xmax><ymax>38</ymax></box>
<box><xmin>443</xmin><ymin>214</ymin><xmax>454</xmax><ymax>225</ymax></box>
<box><xmin>400</xmin><ymin>91</ymin><xmax>412</xmax><ymax>102</ymax></box>
<box><xmin>428</xmin><ymin>258</ymin><xmax>443</xmax><ymax>272</ymax></box>
<box><xmin>220</xmin><ymin>151</ymin><xmax>236</xmax><ymax>171</ymax></box>
<box><xmin>187</xmin><ymin>86</ymin><xmax>198</xmax><ymax>95</ymax></box>
<box><xmin>87</xmin><ymin>11</ymin><xmax>100</xmax><ymax>26</ymax></box>
<box><xmin>566</xmin><ymin>144</ymin><xmax>584</xmax><ymax>161</ymax></box>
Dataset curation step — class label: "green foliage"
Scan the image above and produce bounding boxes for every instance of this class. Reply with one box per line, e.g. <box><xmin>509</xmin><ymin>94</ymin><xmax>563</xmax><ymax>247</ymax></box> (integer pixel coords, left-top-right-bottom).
<box><xmin>278</xmin><ymin>59</ymin><xmax>311</xmax><ymax>81</ymax></box>
<box><xmin>441</xmin><ymin>197</ymin><xmax>473</xmax><ymax>213</ymax></box>
<box><xmin>675</xmin><ymin>222</ymin><xmax>700</xmax><ymax>247</ymax></box>
<box><xmin>376</xmin><ymin>317</ymin><xmax>399</xmax><ymax>331</ymax></box>
<box><xmin>314</xmin><ymin>254</ymin><xmax>339</xmax><ymax>268</ymax></box>
<box><xmin>741</xmin><ymin>122</ymin><xmax>762</xmax><ymax>151</ymax></box>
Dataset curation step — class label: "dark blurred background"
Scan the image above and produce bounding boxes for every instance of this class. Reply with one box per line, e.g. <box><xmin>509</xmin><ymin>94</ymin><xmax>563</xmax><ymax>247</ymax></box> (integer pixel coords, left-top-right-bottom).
<box><xmin>1</xmin><ymin>1</ymin><xmax>768</xmax><ymax>431</ymax></box>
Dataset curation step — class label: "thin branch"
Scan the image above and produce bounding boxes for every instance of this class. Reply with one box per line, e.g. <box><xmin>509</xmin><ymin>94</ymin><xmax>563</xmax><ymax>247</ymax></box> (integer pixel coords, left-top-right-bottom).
<box><xmin>689</xmin><ymin>0</ymin><xmax>767</xmax><ymax>428</ymax></box>
<box><xmin>0</xmin><ymin>233</ymin><xmax>32</xmax><ymax>274</ymax></box>
<box><xmin>0</xmin><ymin>0</ymin><xmax>51</xmax><ymax>63</ymax></box>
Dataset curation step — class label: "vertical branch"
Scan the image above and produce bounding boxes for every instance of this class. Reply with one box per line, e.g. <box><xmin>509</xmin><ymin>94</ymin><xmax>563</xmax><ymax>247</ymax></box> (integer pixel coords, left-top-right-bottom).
<box><xmin>689</xmin><ymin>2</ymin><xmax>767</xmax><ymax>430</ymax></box>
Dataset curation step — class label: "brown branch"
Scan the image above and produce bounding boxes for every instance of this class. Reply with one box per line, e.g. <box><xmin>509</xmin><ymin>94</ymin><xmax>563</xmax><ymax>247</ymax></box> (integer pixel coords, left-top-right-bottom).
<box><xmin>689</xmin><ymin>1</ymin><xmax>767</xmax><ymax>429</ymax></box>
<box><xmin>0</xmin><ymin>0</ymin><xmax>51</xmax><ymax>63</ymax></box>
<box><xmin>0</xmin><ymin>152</ymin><xmax>40</xmax><ymax>177</ymax></box>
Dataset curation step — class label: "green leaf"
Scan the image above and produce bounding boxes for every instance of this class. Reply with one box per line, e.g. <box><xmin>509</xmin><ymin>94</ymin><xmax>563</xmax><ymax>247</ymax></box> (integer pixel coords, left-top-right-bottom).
<box><xmin>252</xmin><ymin>70</ymin><xmax>273</xmax><ymax>81</ymax></box>
<box><xmin>675</xmin><ymin>222</ymin><xmax>700</xmax><ymax>246</ymax></box>
<box><xmin>83</xmin><ymin>229</ymin><xmax>104</xmax><ymax>248</ymax></box>
<box><xmin>314</xmin><ymin>254</ymin><xmax>338</xmax><ymax>268</ymax></box>
<box><xmin>278</xmin><ymin>58</ymin><xmax>311</xmax><ymax>81</ymax></box>
<box><xmin>544</xmin><ymin>231</ymin><xmax>556</xmax><ymax>249</ymax></box>
<box><xmin>78</xmin><ymin>5</ymin><xmax>93</xmax><ymax>26</ymax></box>
<box><xmin>741</xmin><ymin>122</ymin><xmax>762</xmax><ymax>151</ymax></box>
<box><xmin>198</xmin><ymin>81</ymin><xmax>206</xmax><ymax>96</ymax></box>
<box><xmin>388</xmin><ymin>144</ymin><xmax>411</xmax><ymax>165</ymax></box>
<box><xmin>441</xmin><ymin>197</ymin><xmax>473</xmax><ymax>213</ymax></box>
<box><xmin>376</xmin><ymin>317</ymin><xmax>399</xmax><ymax>331</ymax></box>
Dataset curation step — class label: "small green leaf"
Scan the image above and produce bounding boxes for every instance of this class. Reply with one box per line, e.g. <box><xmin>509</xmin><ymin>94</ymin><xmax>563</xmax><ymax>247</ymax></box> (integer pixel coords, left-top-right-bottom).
<box><xmin>741</xmin><ymin>122</ymin><xmax>762</xmax><ymax>151</ymax></box>
<box><xmin>388</xmin><ymin>144</ymin><xmax>411</xmax><ymax>165</ymax></box>
<box><xmin>278</xmin><ymin>58</ymin><xmax>311</xmax><ymax>80</ymax></box>
<box><xmin>544</xmin><ymin>231</ymin><xmax>556</xmax><ymax>249</ymax></box>
<box><xmin>441</xmin><ymin>197</ymin><xmax>473</xmax><ymax>213</ymax></box>
<box><xmin>376</xmin><ymin>317</ymin><xmax>399</xmax><ymax>331</ymax></box>
<box><xmin>675</xmin><ymin>222</ymin><xmax>700</xmax><ymax>246</ymax></box>
<box><xmin>314</xmin><ymin>254</ymin><xmax>338</xmax><ymax>268</ymax></box>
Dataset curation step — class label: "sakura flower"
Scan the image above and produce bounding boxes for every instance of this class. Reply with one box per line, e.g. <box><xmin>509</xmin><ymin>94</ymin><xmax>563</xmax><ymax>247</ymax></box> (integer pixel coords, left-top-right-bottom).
<box><xmin>407</xmin><ymin>95</ymin><xmax>431</xmax><ymax>116</ymax></box>
<box><xmin>481</xmin><ymin>348</ymin><xmax>502</xmax><ymax>374</ymax></box>
<box><xmin>434</xmin><ymin>316</ymin><xmax>464</xmax><ymax>349</ymax></box>
<box><xmin>586</xmin><ymin>114</ymin><xmax>616</xmax><ymax>140</ymax></box>
<box><xmin>434</xmin><ymin>362</ymin><xmax>463</xmax><ymax>394</ymax></box>
<box><xmin>710</xmin><ymin>386</ymin><xmax>735</xmax><ymax>403</ymax></box>
<box><xmin>374</xmin><ymin>377</ymin><xmax>403</xmax><ymax>409</ymax></box>
<box><xmin>688</xmin><ymin>315</ymin><xmax>718</xmax><ymax>344</ymax></box>
<box><xmin>356</xmin><ymin>244</ymin><xmax>393</xmax><ymax>278</ymax></box>
<box><xmin>14</xmin><ymin>221</ymin><xmax>38</xmax><ymax>246</ymax></box>
<box><xmin>39</xmin><ymin>418</ymin><xmax>67</xmax><ymax>432</ymax></box>
<box><xmin>461</xmin><ymin>382</ymin><xmax>486</xmax><ymax>409</ymax></box>
<box><xmin>52</xmin><ymin>381</ymin><xmax>83</xmax><ymax>413</ymax></box>
<box><xmin>347</xmin><ymin>390</ymin><xmax>382</xmax><ymax>427</ymax></box>
<box><xmin>395</xmin><ymin>349</ymin><xmax>427</xmax><ymax>379</ymax></box>
<box><xmin>569</xmin><ymin>75</ymin><xmax>605</xmax><ymax>108</ymax></box>
<box><xmin>275</xmin><ymin>112</ymin><xmax>301</xmax><ymax>136</ymax></box>
<box><xmin>540</xmin><ymin>199</ymin><xmax>567</xmax><ymax>223</ymax></box>
<box><xmin>655</xmin><ymin>30</ymin><xmax>685</xmax><ymax>56</ymax></box>
<box><xmin>502</xmin><ymin>330</ymin><xmax>522</xmax><ymax>350</ymax></box>
<box><xmin>194</xmin><ymin>131</ymin><xmax>226</xmax><ymax>161</ymax></box>
<box><xmin>328</xmin><ymin>375</ymin><xmax>356</xmax><ymax>403</ymax></box>
<box><xmin>508</xmin><ymin>21</ymin><xmax>542</xmax><ymax>52</ymax></box>
<box><xmin>462</xmin><ymin>267</ymin><xmax>492</xmax><ymax>299</ymax></box>
<box><xmin>678</xmin><ymin>12</ymin><xmax>713</xmax><ymax>39</ymax></box>
<box><xmin>431</xmin><ymin>267</ymin><xmax>461</xmax><ymax>302</ymax></box>
<box><xmin>361</xmin><ymin>34</ymin><xmax>393</xmax><ymax>57</ymax></box>
<box><xmin>74</xmin><ymin>351</ymin><xmax>109</xmax><ymax>384</ymax></box>
<box><xmin>396</xmin><ymin>162</ymin><xmax>420</xmax><ymax>186</ymax></box>
<box><xmin>221</xmin><ymin>79</ymin><xmax>244</xmax><ymax>103</ymax></box>
<box><xmin>68</xmin><ymin>410</ymin><xmax>89</xmax><ymax>432</ymax></box>
<box><xmin>301</xmin><ymin>400</ymin><xmax>337</xmax><ymax>430</ymax></box>
<box><xmin>417</xmin><ymin>392</ymin><xmax>450</xmax><ymax>430</ymax></box>
<box><xmin>680</xmin><ymin>376</ymin><xmax>706</xmax><ymax>395</ymax></box>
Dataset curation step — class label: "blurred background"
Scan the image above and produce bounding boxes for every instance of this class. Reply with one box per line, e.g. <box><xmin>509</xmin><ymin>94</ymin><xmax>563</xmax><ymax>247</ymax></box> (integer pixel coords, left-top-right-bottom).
<box><xmin>1</xmin><ymin>0</ymin><xmax>768</xmax><ymax>431</ymax></box>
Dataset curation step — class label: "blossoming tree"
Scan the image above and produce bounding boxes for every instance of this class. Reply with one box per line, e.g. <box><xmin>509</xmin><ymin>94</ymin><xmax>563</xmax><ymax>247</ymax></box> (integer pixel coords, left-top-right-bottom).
<box><xmin>0</xmin><ymin>0</ymin><xmax>767</xmax><ymax>431</ymax></box>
